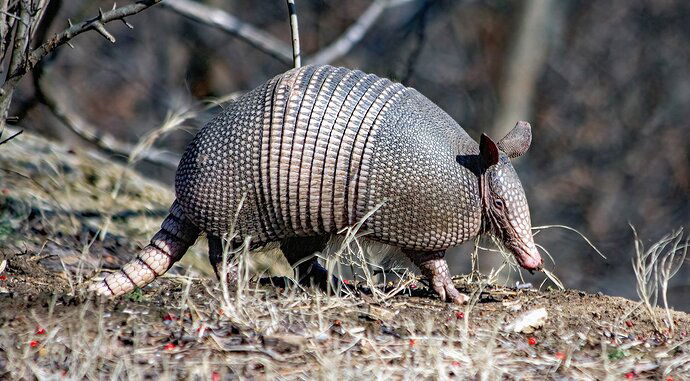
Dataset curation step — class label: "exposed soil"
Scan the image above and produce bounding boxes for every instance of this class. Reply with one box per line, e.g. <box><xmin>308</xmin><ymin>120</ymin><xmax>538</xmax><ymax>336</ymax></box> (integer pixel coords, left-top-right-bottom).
<box><xmin>2</xmin><ymin>254</ymin><xmax>689</xmax><ymax>380</ymax></box>
<box><xmin>0</xmin><ymin>131</ymin><xmax>688</xmax><ymax>379</ymax></box>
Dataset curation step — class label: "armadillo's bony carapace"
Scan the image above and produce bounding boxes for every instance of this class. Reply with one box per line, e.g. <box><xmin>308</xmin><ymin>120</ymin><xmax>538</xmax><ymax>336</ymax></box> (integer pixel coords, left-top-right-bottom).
<box><xmin>90</xmin><ymin>65</ymin><xmax>542</xmax><ymax>304</ymax></box>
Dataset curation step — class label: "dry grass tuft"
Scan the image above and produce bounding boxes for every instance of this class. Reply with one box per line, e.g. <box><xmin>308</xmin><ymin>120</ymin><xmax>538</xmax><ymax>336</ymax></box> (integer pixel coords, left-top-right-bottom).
<box><xmin>631</xmin><ymin>226</ymin><xmax>688</xmax><ymax>333</ymax></box>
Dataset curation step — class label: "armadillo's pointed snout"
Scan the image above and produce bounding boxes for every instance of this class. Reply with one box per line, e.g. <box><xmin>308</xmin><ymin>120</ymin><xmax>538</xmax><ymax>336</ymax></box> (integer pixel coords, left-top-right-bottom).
<box><xmin>515</xmin><ymin>244</ymin><xmax>543</xmax><ymax>272</ymax></box>
<box><xmin>508</xmin><ymin>230</ymin><xmax>543</xmax><ymax>272</ymax></box>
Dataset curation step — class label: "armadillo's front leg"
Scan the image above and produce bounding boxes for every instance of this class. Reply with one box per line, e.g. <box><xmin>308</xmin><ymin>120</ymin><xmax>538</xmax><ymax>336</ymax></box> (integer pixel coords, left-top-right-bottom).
<box><xmin>405</xmin><ymin>250</ymin><xmax>468</xmax><ymax>304</ymax></box>
<box><xmin>280</xmin><ymin>235</ymin><xmax>338</xmax><ymax>290</ymax></box>
<box><xmin>89</xmin><ymin>201</ymin><xmax>200</xmax><ymax>297</ymax></box>
<box><xmin>208</xmin><ymin>235</ymin><xmax>239</xmax><ymax>283</ymax></box>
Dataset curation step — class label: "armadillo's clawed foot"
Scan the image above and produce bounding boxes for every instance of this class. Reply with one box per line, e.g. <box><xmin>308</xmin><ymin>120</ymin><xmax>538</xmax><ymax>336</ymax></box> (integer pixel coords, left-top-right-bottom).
<box><xmin>432</xmin><ymin>279</ymin><xmax>468</xmax><ymax>305</ymax></box>
<box><xmin>409</xmin><ymin>251</ymin><xmax>468</xmax><ymax>305</ymax></box>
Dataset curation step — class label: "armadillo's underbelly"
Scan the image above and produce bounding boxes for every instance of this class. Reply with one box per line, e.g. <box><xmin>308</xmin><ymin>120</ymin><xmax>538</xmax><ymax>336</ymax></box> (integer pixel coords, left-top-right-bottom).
<box><xmin>175</xmin><ymin>65</ymin><xmax>481</xmax><ymax>251</ymax></box>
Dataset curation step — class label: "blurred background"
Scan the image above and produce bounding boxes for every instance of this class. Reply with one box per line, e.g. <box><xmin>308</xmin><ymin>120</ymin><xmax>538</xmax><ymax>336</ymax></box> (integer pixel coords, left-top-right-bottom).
<box><xmin>7</xmin><ymin>0</ymin><xmax>689</xmax><ymax>309</ymax></box>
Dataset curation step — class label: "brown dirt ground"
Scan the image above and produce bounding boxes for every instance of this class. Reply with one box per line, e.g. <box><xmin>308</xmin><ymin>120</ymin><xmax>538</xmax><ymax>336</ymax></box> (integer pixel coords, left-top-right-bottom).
<box><xmin>0</xmin><ymin>131</ymin><xmax>688</xmax><ymax>380</ymax></box>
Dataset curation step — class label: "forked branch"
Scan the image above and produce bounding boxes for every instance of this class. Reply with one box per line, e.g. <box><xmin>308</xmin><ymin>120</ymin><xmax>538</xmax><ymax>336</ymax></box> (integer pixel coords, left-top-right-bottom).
<box><xmin>1</xmin><ymin>0</ymin><xmax>163</xmax><ymax>127</ymax></box>
<box><xmin>27</xmin><ymin>0</ymin><xmax>161</xmax><ymax>75</ymax></box>
<box><xmin>161</xmin><ymin>0</ymin><xmax>294</xmax><ymax>64</ymax></box>
<box><xmin>161</xmin><ymin>0</ymin><xmax>411</xmax><ymax>66</ymax></box>
<box><xmin>35</xmin><ymin>77</ymin><xmax>181</xmax><ymax>169</ymax></box>
<box><xmin>307</xmin><ymin>0</ymin><xmax>393</xmax><ymax>65</ymax></box>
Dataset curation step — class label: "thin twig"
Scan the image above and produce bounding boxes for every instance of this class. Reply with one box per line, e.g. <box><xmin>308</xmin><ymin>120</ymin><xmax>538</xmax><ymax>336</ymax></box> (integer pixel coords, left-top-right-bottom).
<box><xmin>532</xmin><ymin>224</ymin><xmax>606</xmax><ymax>259</ymax></box>
<box><xmin>0</xmin><ymin>128</ymin><xmax>23</xmax><ymax>145</ymax></box>
<box><xmin>307</xmin><ymin>0</ymin><xmax>394</xmax><ymax>65</ymax></box>
<box><xmin>286</xmin><ymin>0</ymin><xmax>301</xmax><ymax>68</ymax></box>
<box><xmin>0</xmin><ymin>9</ymin><xmax>26</xmax><ymax>24</ymax></box>
<box><xmin>161</xmin><ymin>0</ymin><xmax>293</xmax><ymax>65</ymax></box>
<box><xmin>34</xmin><ymin>78</ymin><xmax>181</xmax><ymax>169</ymax></box>
<box><xmin>162</xmin><ymin>0</ymin><xmax>412</xmax><ymax>66</ymax></box>
<box><xmin>1</xmin><ymin>0</ymin><xmax>162</xmax><ymax>99</ymax></box>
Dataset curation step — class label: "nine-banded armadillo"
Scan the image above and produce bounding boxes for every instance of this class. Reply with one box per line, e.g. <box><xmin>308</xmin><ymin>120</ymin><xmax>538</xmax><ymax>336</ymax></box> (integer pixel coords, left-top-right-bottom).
<box><xmin>90</xmin><ymin>65</ymin><xmax>542</xmax><ymax>304</ymax></box>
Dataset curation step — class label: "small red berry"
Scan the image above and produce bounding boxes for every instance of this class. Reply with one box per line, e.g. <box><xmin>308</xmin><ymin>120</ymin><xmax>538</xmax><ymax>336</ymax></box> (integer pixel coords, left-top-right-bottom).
<box><xmin>343</xmin><ymin>279</ymin><xmax>350</xmax><ymax>285</ymax></box>
<box><xmin>528</xmin><ymin>337</ymin><xmax>537</xmax><ymax>346</ymax></box>
<box><xmin>333</xmin><ymin>319</ymin><xmax>342</xmax><ymax>326</ymax></box>
<box><xmin>410</xmin><ymin>283</ymin><xmax>417</xmax><ymax>289</ymax></box>
<box><xmin>625</xmin><ymin>321</ymin><xmax>634</xmax><ymax>328</ymax></box>
<box><xmin>29</xmin><ymin>340</ymin><xmax>39</xmax><ymax>348</ymax></box>
<box><xmin>555</xmin><ymin>352</ymin><xmax>566</xmax><ymax>360</ymax></box>
<box><xmin>211</xmin><ymin>371</ymin><xmax>221</xmax><ymax>381</ymax></box>
<box><xmin>36</xmin><ymin>327</ymin><xmax>46</xmax><ymax>335</ymax></box>
<box><xmin>455</xmin><ymin>311</ymin><xmax>464</xmax><ymax>319</ymax></box>
<box><xmin>163</xmin><ymin>313</ymin><xmax>175</xmax><ymax>321</ymax></box>
<box><xmin>0</xmin><ymin>275</ymin><xmax>6</xmax><ymax>281</ymax></box>
<box><xmin>625</xmin><ymin>372</ymin><xmax>635</xmax><ymax>379</ymax></box>
<box><xmin>163</xmin><ymin>343</ymin><xmax>176</xmax><ymax>350</ymax></box>
<box><xmin>452</xmin><ymin>361</ymin><xmax>460</xmax><ymax>366</ymax></box>
<box><xmin>409</xmin><ymin>339</ymin><xmax>416</xmax><ymax>347</ymax></box>
<box><xmin>666</xmin><ymin>377</ymin><xmax>673</xmax><ymax>381</ymax></box>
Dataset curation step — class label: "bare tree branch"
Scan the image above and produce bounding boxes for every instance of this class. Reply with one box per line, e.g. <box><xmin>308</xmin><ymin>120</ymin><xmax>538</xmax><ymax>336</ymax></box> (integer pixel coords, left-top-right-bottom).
<box><xmin>1</xmin><ymin>0</ymin><xmax>179</xmax><ymax>169</ymax></box>
<box><xmin>7</xmin><ymin>2</ymin><xmax>33</xmax><ymax>76</ymax></box>
<box><xmin>35</xmin><ymin>77</ymin><xmax>181</xmax><ymax>169</ymax></box>
<box><xmin>28</xmin><ymin>0</ymin><xmax>161</xmax><ymax>72</ymax></box>
<box><xmin>1</xmin><ymin>2</ymin><xmax>21</xmax><ymax>63</ymax></box>
<box><xmin>0</xmin><ymin>4</ymin><xmax>9</xmax><ymax>63</ymax></box>
<box><xmin>0</xmin><ymin>0</ymin><xmax>33</xmax><ymax>129</ymax></box>
<box><xmin>1</xmin><ymin>0</ymin><xmax>162</xmax><ymax>111</ymax></box>
<box><xmin>161</xmin><ymin>0</ymin><xmax>294</xmax><ymax>65</ymax></box>
<box><xmin>307</xmin><ymin>0</ymin><xmax>391</xmax><ymax>65</ymax></box>
<box><xmin>161</xmin><ymin>0</ymin><xmax>413</xmax><ymax>67</ymax></box>
<box><xmin>286</xmin><ymin>0</ymin><xmax>301</xmax><ymax>68</ymax></box>
<box><xmin>0</xmin><ymin>128</ymin><xmax>23</xmax><ymax>146</ymax></box>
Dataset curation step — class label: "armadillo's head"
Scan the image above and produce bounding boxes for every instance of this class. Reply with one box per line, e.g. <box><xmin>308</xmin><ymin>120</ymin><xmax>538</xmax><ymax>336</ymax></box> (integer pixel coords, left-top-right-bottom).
<box><xmin>478</xmin><ymin>121</ymin><xmax>543</xmax><ymax>271</ymax></box>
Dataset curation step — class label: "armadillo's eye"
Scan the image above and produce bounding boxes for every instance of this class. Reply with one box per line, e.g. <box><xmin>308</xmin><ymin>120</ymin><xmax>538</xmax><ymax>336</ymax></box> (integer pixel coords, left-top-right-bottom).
<box><xmin>493</xmin><ymin>199</ymin><xmax>504</xmax><ymax>209</ymax></box>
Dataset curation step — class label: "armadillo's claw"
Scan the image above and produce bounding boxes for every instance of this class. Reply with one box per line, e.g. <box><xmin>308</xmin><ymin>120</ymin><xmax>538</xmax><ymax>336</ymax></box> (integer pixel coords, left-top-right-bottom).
<box><xmin>432</xmin><ymin>279</ymin><xmax>468</xmax><ymax>305</ymax></box>
<box><xmin>406</xmin><ymin>250</ymin><xmax>468</xmax><ymax>305</ymax></box>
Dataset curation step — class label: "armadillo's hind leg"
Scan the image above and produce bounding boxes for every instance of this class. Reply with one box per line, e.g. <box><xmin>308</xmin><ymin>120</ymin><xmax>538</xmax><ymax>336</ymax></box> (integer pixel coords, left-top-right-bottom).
<box><xmin>208</xmin><ymin>235</ymin><xmax>239</xmax><ymax>283</ymax></box>
<box><xmin>404</xmin><ymin>250</ymin><xmax>468</xmax><ymax>304</ymax></box>
<box><xmin>280</xmin><ymin>235</ymin><xmax>337</xmax><ymax>291</ymax></box>
<box><xmin>90</xmin><ymin>200</ymin><xmax>200</xmax><ymax>297</ymax></box>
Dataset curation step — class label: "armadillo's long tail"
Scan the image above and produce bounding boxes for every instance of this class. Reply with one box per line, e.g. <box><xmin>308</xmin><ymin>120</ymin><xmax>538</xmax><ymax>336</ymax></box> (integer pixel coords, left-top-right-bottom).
<box><xmin>90</xmin><ymin>200</ymin><xmax>200</xmax><ymax>297</ymax></box>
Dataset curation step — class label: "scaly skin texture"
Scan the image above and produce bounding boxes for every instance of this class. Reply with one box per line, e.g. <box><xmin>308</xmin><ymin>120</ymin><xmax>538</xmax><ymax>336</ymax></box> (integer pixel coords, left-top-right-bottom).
<box><xmin>90</xmin><ymin>201</ymin><xmax>199</xmax><ymax>296</ymax></box>
<box><xmin>92</xmin><ymin>65</ymin><xmax>541</xmax><ymax>302</ymax></box>
<box><xmin>175</xmin><ymin>65</ymin><xmax>482</xmax><ymax>250</ymax></box>
<box><xmin>405</xmin><ymin>250</ymin><xmax>469</xmax><ymax>304</ymax></box>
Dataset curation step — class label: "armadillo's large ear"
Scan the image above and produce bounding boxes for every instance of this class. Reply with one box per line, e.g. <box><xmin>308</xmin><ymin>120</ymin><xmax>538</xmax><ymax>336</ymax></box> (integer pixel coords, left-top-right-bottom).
<box><xmin>479</xmin><ymin>133</ymin><xmax>499</xmax><ymax>168</ymax></box>
<box><xmin>497</xmin><ymin>121</ymin><xmax>532</xmax><ymax>158</ymax></box>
